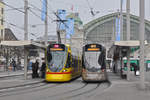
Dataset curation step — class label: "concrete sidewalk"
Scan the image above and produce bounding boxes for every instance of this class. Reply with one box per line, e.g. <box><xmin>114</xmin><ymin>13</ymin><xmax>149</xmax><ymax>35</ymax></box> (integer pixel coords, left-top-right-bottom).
<box><xmin>0</xmin><ymin>70</ymin><xmax>32</xmax><ymax>78</ymax></box>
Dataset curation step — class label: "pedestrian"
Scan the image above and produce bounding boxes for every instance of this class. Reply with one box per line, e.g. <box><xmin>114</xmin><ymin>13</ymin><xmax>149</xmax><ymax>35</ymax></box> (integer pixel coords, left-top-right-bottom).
<box><xmin>132</xmin><ymin>63</ymin><xmax>137</xmax><ymax>76</ymax></box>
<box><xmin>35</xmin><ymin>60</ymin><xmax>39</xmax><ymax>78</ymax></box>
<box><xmin>12</xmin><ymin>59</ymin><xmax>16</xmax><ymax>71</ymax></box>
<box><xmin>32</xmin><ymin>62</ymin><xmax>36</xmax><ymax>78</ymax></box>
<box><xmin>40</xmin><ymin>62</ymin><xmax>46</xmax><ymax>78</ymax></box>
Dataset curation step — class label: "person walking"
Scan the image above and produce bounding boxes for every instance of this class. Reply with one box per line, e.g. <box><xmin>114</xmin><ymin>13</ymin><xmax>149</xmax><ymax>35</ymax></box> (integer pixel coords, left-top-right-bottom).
<box><xmin>40</xmin><ymin>62</ymin><xmax>46</xmax><ymax>78</ymax></box>
<box><xmin>12</xmin><ymin>59</ymin><xmax>16</xmax><ymax>71</ymax></box>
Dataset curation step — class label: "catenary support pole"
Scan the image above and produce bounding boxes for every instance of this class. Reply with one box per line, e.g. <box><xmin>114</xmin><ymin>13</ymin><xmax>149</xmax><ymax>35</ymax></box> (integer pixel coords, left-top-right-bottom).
<box><xmin>139</xmin><ymin>0</ymin><xmax>145</xmax><ymax>89</ymax></box>
<box><xmin>120</xmin><ymin>0</ymin><xmax>123</xmax><ymax>41</ymax></box>
<box><xmin>126</xmin><ymin>0</ymin><xmax>130</xmax><ymax>81</ymax></box>
<box><xmin>127</xmin><ymin>47</ymin><xmax>130</xmax><ymax>81</ymax></box>
<box><xmin>24</xmin><ymin>0</ymin><xmax>28</xmax><ymax>80</ymax></box>
<box><xmin>45</xmin><ymin>0</ymin><xmax>48</xmax><ymax>45</ymax></box>
<box><xmin>24</xmin><ymin>0</ymin><xmax>28</xmax><ymax>41</ymax></box>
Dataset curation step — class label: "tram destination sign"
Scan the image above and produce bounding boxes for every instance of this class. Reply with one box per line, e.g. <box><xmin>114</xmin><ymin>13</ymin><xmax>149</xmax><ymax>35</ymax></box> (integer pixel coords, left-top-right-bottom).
<box><xmin>50</xmin><ymin>44</ymin><xmax>65</xmax><ymax>51</ymax></box>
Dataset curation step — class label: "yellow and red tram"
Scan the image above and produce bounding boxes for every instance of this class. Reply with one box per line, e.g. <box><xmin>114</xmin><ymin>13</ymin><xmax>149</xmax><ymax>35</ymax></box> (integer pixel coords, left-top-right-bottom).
<box><xmin>45</xmin><ymin>43</ymin><xmax>81</xmax><ymax>82</ymax></box>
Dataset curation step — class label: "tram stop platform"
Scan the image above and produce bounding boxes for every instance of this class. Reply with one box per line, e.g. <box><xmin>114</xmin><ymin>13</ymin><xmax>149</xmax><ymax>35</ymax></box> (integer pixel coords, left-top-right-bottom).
<box><xmin>88</xmin><ymin>72</ymin><xmax>150</xmax><ymax>100</ymax></box>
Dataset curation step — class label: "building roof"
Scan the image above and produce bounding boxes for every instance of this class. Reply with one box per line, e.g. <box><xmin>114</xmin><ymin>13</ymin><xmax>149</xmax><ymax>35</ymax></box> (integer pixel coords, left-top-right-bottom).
<box><xmin>83</xmin><ymin>12</ymin><xmax>150</xmax><ymax>44</ymax></box>
<box><xmin>84</xmin><ymin>12</ymin><xmax>150</xmax><ymax>31</ymax></box>
<box><xmin>4</xmin><ymin>28</ymin><xmax>18</xmax><ymax>41</ymax></box>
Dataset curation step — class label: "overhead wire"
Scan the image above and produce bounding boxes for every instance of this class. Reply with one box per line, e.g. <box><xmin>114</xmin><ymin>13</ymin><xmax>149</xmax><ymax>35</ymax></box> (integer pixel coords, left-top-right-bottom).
<box><xmin>28</xmin><ymin>2</ymin><xmax>54</xmax><ymax>21</ymax></box>
<box><xmin>0</xmin><ymin>2</ymin><xmax>24</xmax><ymax>39</ymax></box>
<box><xmin>3</xmin><ymin>0</ymin><xmax>65</xmax><ymax>39</ymax></box>
<box><xmin>22</xmin><ymin>0</ymin><xmax>52</xmax><ymax>38</ymax></box>
<box><xmin>28</xmin><ymin>8</ymin><xmax>42</xmax><ymax>20</ymax></box>
<box><xmin>0</xmin><ymin>17</ymin><xmax>24</xmax><ymax>39</ymax></box>
<box><xmin>38</xmin><ymin>0</ymin><xmax>69</xmax><ymax>31</ymax></box>
<box><xmin>1</xmin><ymin>19</ymin><xmax>24</xmax><ymax>30</ymax></box>
<box><xmin>2</xmin><ymin>1</ymin><xmax>48</xmax><ymax>39</ymax></box>
<box><xmin>5</xmin><ymin>7</ymin><xmax>24</xmax><ymax>12</ymax></box>
<box><xmin>1</xmin><ymin>2</ymin><xmax>24</xmax><ymax>13</ymax></box>
<box><xmin>3</xmin><ymin>18</ymin><xmax>43</xmax><ymax>38</ymax></box>
<box><xmin>86</xmin><ymin>0</ymin><xmax>93</xmax><ymax>9</ymax></box>
<box><xmin>28</xmin><ymin>0</ymin><xmax>69</xmax><ymax>29</ymax></box>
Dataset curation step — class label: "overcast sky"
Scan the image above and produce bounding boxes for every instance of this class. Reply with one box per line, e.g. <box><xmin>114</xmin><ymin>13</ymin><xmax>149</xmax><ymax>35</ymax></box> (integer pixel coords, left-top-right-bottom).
<box><xmin>4</xmin><ymin>0</ymin><xmax>150</xmax><ymax>40</ymax></box>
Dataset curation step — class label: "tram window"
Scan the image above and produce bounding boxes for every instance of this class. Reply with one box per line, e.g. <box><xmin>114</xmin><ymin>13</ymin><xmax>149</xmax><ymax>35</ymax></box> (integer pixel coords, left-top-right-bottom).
<box><xmin>66</xmin><ymin>53</ymin><xmax>71</xmax><ymax>68</ymax></box>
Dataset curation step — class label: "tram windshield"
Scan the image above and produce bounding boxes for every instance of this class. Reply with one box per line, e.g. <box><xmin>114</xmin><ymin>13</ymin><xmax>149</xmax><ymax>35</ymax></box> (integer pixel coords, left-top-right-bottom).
<box><xmin>84</xmin><ymin>51</ymin><xmax>102</xmax><ymax>72</ymax></box>
<box><xmin>47</xmin><ymin>51</ymin><xmax>67</xmax><ymax>72</ymax></box>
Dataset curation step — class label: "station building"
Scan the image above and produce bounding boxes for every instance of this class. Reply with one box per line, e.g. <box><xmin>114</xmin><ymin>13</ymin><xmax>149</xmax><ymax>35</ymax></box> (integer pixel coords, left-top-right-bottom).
<box><xmin>83</xmin><ymin>12</ymin><xmax>150</xmax><ymax>59</ymax></box>
<box><xmin>84</xmin><ymin>12</ymin><xmax>150</xmax><ymax>44</ymax></box>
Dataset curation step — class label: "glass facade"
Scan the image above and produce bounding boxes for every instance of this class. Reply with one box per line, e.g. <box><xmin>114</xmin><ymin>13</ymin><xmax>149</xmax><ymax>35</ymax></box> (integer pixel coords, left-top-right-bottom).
<box><xmin>84</xmin><ymin>13</ymin><xmax>150</xmax><ymax>44</ymax></box>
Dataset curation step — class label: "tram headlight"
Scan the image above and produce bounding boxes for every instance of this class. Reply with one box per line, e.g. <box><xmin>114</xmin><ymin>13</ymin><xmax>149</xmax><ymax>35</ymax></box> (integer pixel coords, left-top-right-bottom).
<box><xmin>62</xmin><ymin>70</ymin><xmax>67</xmax><ymax>72</ymax></box>
<box><xmin>46</xmin><ymin>69</ymin><xmax>49</xmax><ymax>72</ymax></box>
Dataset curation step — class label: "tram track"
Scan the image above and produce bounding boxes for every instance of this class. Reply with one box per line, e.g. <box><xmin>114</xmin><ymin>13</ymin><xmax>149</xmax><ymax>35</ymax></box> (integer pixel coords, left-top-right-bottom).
<box><xmin>0</xmin><ymin>81</ymin><xmax>63</xmax><ymax>97</ymax></box>
<box><xmin>47</xmin><ymin>82</ymin><xmax>88</xmax><ymax>98</ymax></box>
<box><xmin>0</xmin><ymin>78</ymin><xmax>83</xmax><ymax>97</ymax></box>
<box><xmin>61</xmin><ymin>81</ymin><xmax>111</xmax><ymax>100</ymax></box>
<box><xmin>0</xmin><ymin>78</ymin><xmax>111</xmax><ymax>99</ymax></box>
<box><xmin>64</xmin><ymin>83</ymin><xmax>101</xmax><ymax>99</ymax></box>
<box><xmin>45</xmin><ymin>80</ymin><xmax>110</xmax><ymax>100</ymax></box>
<box><xmin>86</xmin><ymin>81</ymin><xmax>111</xmax><ymax>99</ymax></box>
